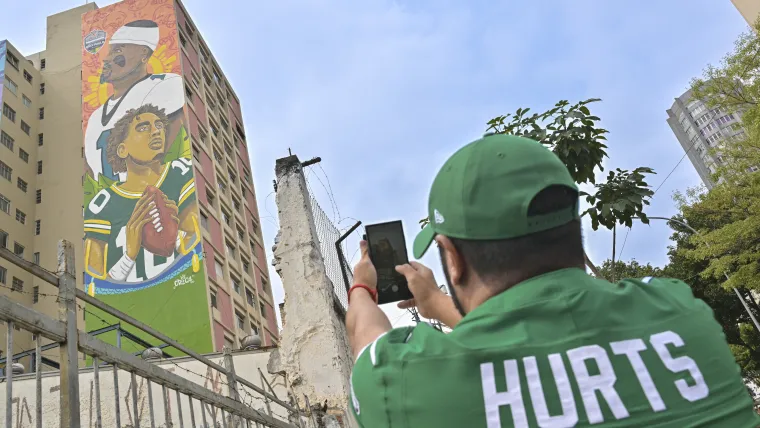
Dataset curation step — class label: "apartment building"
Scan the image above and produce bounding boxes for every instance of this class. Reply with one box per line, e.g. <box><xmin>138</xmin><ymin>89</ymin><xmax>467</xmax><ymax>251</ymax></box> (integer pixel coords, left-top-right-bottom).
<box><xmin>0</xmin><ymin>0</ymin><xmax>277</xmax><ymax>370</ymax></box>
<box><xmin>666</xmin><ymin>88</ymin><xmax>751</xmax><ymax>189</ymax></box>
<box><xmin>732</xmin><ymin>0</ymin><xmax>760</xmax><ymax>28</ymax></box>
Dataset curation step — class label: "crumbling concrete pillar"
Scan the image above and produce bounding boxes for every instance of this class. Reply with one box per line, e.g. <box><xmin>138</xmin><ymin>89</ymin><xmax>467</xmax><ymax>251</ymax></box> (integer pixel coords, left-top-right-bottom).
<box><xmin>269</xmin><ymin>155</ymin><xmax>354</xmax><ymax>427</ymax></box>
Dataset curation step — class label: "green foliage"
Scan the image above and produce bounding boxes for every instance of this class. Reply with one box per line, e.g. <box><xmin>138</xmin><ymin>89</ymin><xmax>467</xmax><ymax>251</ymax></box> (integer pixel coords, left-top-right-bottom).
<box><xmin>581</xmin><ymin>167</ymin><xmax>655</xmax><ymax>231</ymax></box>
<box><xmin>597</xmin><ymin>259</ymin><xmax>663</xmax><ymax>280</ymax></box>
<box><xmin>485</xmin><ymin>99</ymin><xmax>609</xmax><ymax>185</ymax></box>
<box><xmin>420</xmin><ymin>99</ymin><xmax>656</xmax><ymax>236</ymax></box>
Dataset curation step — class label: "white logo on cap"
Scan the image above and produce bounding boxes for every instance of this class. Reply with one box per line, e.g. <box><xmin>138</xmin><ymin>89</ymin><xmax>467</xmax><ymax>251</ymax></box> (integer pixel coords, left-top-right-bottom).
<box><xmin>434</xmin><ymin>209</ymin><xmax>445</xmax><ymax>224</ymax></box>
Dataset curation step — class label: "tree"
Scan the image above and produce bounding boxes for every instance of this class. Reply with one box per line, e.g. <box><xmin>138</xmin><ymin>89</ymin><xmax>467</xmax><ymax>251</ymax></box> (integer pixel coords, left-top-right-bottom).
<box><xmin>597</xmin><ymin>259</ymin><xmax>663</xmax><ymax>280</ymax></box>
<box><xmin>421</xmin><ymin>99</ymin><xmax>656</xmax><ymax>281</ymax></box>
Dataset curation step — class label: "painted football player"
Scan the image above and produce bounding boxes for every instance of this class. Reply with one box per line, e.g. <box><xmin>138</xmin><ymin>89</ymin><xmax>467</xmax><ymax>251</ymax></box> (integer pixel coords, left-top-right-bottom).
<box><xmin>84</xmin><ymin>104</ymin><xmax>199</xmax><ymax>283</ymax></box>
<box><xmin>84</xmin><ymin>19</ymin><xmax>185</xmax><ymax>183</ymax></box>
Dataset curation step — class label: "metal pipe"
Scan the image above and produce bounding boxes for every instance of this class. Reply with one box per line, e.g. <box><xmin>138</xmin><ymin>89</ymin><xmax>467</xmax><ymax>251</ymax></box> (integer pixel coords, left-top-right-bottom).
<box><xmin>221</xmin><ymin>408</ymin><xmax>229</xmax><ymax>428</ymax></box>
<box><xmin>146</xmin><ymin>379</ymin><xmax>156</xmax><ymax>428</ymax></box>
<box><xmin>188</xmin><ymin>396</ymin><xmax>196</xmax><ymax>428</ymax></box>
<box><xmin>176</xmin><ymin>389</ymin><xmax>185</xmax><ymax>428</ymax></box>
<box><xmin>201</xmin><ymin>400</ymin><xmax>208</xmax><ymax>427</ymax></box>
<box><xmin>647</xmin><ymin>216</ymin><xmax>760</xmax><ymax>334</ymax></box>
<box><xmin>113</xmin><ymin>365</ymin><xmax>121</xmax><ymax>427</ymax></box>
<box><xmin>36</xmin><ymin>334</ymin><xmax>42</xmax><ymax>428</ymax></box>
<box><xmin>163</xmin><ymin>384</ymin><xmax>172</xmax><ymax>426</ymax></box>
<box><xmin>94</xmin><ymin>357</ymin><xmax>102</xmax><ymax>428</ymax></box>
<box><xmin>131</xmin><ymin>372</ymin><xmax>140</xmax><ymax>428</ymax></box>
<box><xmin>6</xmin><ymin>320</ymin><xmax>14</xmax><ymax>428</ymax></box>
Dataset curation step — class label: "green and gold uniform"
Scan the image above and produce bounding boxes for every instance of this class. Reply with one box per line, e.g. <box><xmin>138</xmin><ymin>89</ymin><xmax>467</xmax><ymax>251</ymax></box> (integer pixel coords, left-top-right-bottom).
<box><xmin>84</xmin><ymin>157</ymin><xmax>196</xmax><ymax>282</ymax></box>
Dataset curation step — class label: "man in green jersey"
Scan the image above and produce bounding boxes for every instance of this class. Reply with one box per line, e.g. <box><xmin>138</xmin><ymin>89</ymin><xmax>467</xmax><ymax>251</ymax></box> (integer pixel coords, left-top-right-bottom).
<box><xmin>84</xmin><ymin>104</ymin><xmax>199</xmax><ymax>283</ymax></box>
<box><xmin>346</xmin><ymin>134</ymin><xmax>760</xmax><ymax>427</ymax></box>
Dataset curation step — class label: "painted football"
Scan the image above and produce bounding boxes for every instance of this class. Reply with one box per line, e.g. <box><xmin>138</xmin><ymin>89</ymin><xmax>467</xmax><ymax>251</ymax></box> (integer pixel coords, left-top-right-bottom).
<box><xmin>141</xmin><ymin>185</ymin><xmax>179</xmax><ymax>258</ymax></box>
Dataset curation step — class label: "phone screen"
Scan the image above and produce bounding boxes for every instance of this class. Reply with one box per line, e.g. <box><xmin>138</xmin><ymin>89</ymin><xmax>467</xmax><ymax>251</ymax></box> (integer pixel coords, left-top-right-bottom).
<box><xmin>365</xmin><ymin>221</ymin><xmax>413</xmax><ymax>304</ymax></box>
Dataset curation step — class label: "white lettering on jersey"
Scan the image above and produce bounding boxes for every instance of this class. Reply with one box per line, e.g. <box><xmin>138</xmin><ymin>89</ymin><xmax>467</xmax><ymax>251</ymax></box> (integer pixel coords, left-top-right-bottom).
<box><xmin>567</xmin><ymin>344</ymin><xmax>630</xmax><ymax>424</ymax></box>
<box><xmin>89</xmin><ymin>189</ymin><xmax>111</xmax><ymax>215</ymax></box>
<box><xmin>650</xmin><ymin>331</ymin><xmax>709</xmax><ymax>402</ymax></box>
<box><xmin>611</xmin><ymin>338</ymin><xmax>666</xmax><ymax>412</ymax></box>
<box><xmin>524</xmin><ymin>354</ymin><xmax>578</xmax><ymax>427</ymax></box>
<box><xmin>480</xmin><ymin>360</ymin><xmax>528</xmax><ymax>428</ymax></box>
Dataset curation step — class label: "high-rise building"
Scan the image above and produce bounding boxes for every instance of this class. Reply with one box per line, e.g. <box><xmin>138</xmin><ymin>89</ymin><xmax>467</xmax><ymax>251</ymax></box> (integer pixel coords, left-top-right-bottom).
<box><xmin>732</xmin><ymin>0</ymin><xmax>760</xmax><ymax>28</ymax></box>
<box><xmin>0</xmin><ymin>0</ymin><xmax>277</xmax><ymax>366</ymax></box>
<box><xmin>666</xmin><ymin>88</ymin><xmax>748</xmax><ymax>189</ymax></box>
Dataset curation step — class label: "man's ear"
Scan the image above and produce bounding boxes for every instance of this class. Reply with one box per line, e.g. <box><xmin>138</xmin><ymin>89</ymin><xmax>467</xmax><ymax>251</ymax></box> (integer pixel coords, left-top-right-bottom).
<box><xmin>117</xmin><ymin>143</ymin><xmax>128</xmax><ymax>159</ymax></box>
<box><xmin>436</xmin><ymin>235</ymin><xmax>466</xmax><ymax>286</ymax></box>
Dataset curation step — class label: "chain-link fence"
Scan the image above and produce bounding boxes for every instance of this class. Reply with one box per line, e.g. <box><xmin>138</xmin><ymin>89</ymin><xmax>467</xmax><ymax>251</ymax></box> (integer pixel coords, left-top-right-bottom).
<box><xmin>309</xmin><ymin>195</ymin><xmax>353</xmax><ymax>311</ymax></box>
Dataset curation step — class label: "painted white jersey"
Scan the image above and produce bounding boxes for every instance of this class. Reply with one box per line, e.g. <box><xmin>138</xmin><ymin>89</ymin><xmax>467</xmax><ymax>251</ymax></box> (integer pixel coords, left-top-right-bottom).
<box><xmin>84</xmin><ymin>73</ymin><xmax>184</xmax><ymax>182</ymax></box>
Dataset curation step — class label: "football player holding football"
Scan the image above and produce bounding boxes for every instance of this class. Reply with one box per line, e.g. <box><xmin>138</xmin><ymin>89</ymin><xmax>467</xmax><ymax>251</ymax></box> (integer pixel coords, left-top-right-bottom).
<box><xmin>84</xmin><ymin>104</ymin><xmax>199</xmax><ymax>283</ymax></box>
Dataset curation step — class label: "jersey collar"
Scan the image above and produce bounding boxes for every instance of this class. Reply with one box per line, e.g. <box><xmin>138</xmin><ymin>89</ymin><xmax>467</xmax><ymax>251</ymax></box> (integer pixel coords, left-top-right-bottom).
<box><xmin>111</xmin><ymin>163</ymin><xmax>171</xmax><ymax>199</ymax></box>
<box><xmin>451</xmin><ymin>267</ymin><xmax>592</xmax><ymax>331</ymax></box>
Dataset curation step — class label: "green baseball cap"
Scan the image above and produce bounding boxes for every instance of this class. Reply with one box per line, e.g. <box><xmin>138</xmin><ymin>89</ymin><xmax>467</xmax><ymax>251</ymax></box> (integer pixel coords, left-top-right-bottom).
<box><xmin>413</xmin><ymin>133</ymin><xmax>579</xmax><ymax>259</ymax></box>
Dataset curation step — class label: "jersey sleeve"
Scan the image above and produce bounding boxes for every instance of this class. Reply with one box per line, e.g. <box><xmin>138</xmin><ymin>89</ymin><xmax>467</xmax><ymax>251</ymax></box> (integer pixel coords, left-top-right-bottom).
<box><xmin>160</xmin><ymin>159</ymin><xmax>196</xmax><ymax>212</ymax></box>
<box><xmin>639</xmin><ymin>276</ymin><xmax>713</xmax><ymax>314</ymax></box>
<box><xmin>351</xmin><ymin>325</ymin><xmax>435</xmax><ymax>426</ymax></box>
<box><xmin>84</xmin><ymin>190</ymin><xmax>114</xmax><ymax>242</ymax></box>
<box><xmin>143</xmin><ymin>74</ymin><xmax>185</xmax><ymax>116</ymax></box>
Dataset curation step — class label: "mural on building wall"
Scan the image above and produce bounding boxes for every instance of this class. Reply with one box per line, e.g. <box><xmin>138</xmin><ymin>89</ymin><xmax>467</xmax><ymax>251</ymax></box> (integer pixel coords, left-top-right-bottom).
<box><xmin>81</xmin><ymin>1</ymin><xmax>212</xmax><ymax>353</ymax></box>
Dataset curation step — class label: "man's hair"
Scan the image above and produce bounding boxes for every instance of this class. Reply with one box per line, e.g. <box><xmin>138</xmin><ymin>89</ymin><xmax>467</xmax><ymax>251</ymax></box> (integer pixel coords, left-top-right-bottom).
<box><xmin>105</xmin><ymin>103</ymin><xmax>169</xmax><ymax>174</ymax></box>
<box><xmin>449</xmin><ymin>185</ymin><xmax>583</xmax><ymax>287</ymax></box>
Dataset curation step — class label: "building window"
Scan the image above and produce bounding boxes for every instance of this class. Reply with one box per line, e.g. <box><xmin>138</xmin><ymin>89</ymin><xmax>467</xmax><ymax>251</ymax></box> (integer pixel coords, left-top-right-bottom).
<box><xmin>16</xmin><ymin>209</ymin><xmax>26</xmax><ymax>224</ymax></box>
<box><xmin>0</xmin><ymin>161</ymin><xmax>12</xmax><ymax>181</ymax></box>
<box><xmin>185</xmin><ymin>83</ymin><xmax>192</xmax><ymax>100</ymax></box>
<box><xmin>261</xmin><ymin>276</ymin><xmax>269</xmax><ymax>294</ymax></box>
<box><xmin>192</xmin><ymin>144</ymin><xmax>200</xmax><ymax>160</ymax></box>
<box><xmin>213</xmin><ymin>69</ymin><xmax>222</xmax><ymax>85</ymax></box>
<box><xmin>19</xmin><ymin>149</ymin><xmax>29</xmax><ymax>163</ymax></box>
<box><xmin>0</xmin><ymin>266</ymin><xmax>6</xmax><ymax>284</ymax></box>
<box><xmin>33</xmin><ymin>286</ymin><xmax>39</xmax><ymax>303</ymax></box>
<box><xmin>242</xmin><ymin>258</ymin><xmax>250</xmax><ymax>273</ymax></box>
<box><xmin>250</xmin><ymin>323</ymin><xmax>259</xmax><ymax>335</ymax></box>
<box><xmin>38</xmin><ymin>108</ymin><xmax>44</xmax><ymax>120</ymax></box>
<box><xmin>218</xmin><ymin>180</ymin><xmax>226</xmax><ymax>192</ymax></box>
<box><xmin>213</xmin><ymin>149</ymin><xmax>223</xmax><ymax>163</ymax></box>
<box><xmin>33</xmin><ymin>252</ymin><xmax>40</xmax><ymax>265</ymax></box>
<box><xmin>214</xmin><ymin>259</ymin><xmax>224</xmax><ymax>279</ymax></box>
<box><xmin>233</xmin><ymin>198</ymin><xmax>241</xmax><ymax>212</ymax></box>
<box><xmin>36</xmin><ymin>189</ymin><xmax>42</xmax><ymax>204</ymax></box>
<box><xmin>207</xmin><ymin>191</ymin><xmax>215</xmax><ymax>207</ymax></box>
<box><xmin>210</xmin><ymin>123</ymin><xmax>218</xmax><ymax>137</ymax></box>
<box><xmin>0</xmin><ymin>195</ymin><xmax>9</xmax><ymax>214</ymax></box>
<box><xmin>17</xmin><ymin>178</ymin><xmax>27</xmax><ymax>192</ymax></box>
<box><xmin>40</xmin><ymin>59</ymin><xmax>46</xmax><ymax>70</ymax></box>
<box><xmin>23</xmin><ymin>70</ymin><xmax>32</xmax><ymax>83</ymax></box>
<box><xmin>210</xmin><ymin>292</ymin><xmax>217</xmax><ymax>308</ymax></box>
<box><xmin>3</xmin><ymin>103</ymin><xmax>16</xmax><ymax>122</ymax></box>
<box><xmin>237</xmin><ymin>228</ymin><xmax>244</xmax><ymax>241</ymax></box>
<box><xmin>250</xmin><ymin>240</ymin><xmax>257</xmax><ymax>257</ymax></box>
<box><xmin>38</xmin><ymin>133</ymin><xmax>43</xmax><ymax>146</ymax></box>
<box><xmin>260</xmin><ymin>302</ymin><xmax>267</xmax><ymax>319</ymax></box>
<box><xmin>222</xmin><ymin>210</ymin><xmax>230</xmax><ymax>225</ymax></box>
<box><xmin>236</xmin><ymin>312</ymin><xmax>245</xmax><ymax>329</ymax></box>
<box><xmin>224</xmin><ymin>142</ymin><xmax>233</xmax><ymax>156</ymax></box>
<box><xmin>200</xmin><ymin>212</ymin><xmax>208</xmax><ymax>229</ymax></box>
<box><xmin>37</xmin><ymin>161</ymin><xmax>42</xmax><ymax>174</ymax></box>
<box><xmin>13</xmin><ymin>242</ymin><xmax>24</xmax><ymax>257</ymax></box>
<box><xmin>20</xmin><ymin>121</ymin><xmax>30</xmax><ymax>135</ymax></box>
<box><xmin>179</xmin><ymin>32</ymin><xmax>187</xmax><ymax>47</ymax></box>
<box><xmin>246</xmin><ymin>288</ymin><xmax>255</xmax><ymax>306</ymax></box>
<box><xmin>232</xmin><ymin>277</ymin><xmax>241</xmax><ymax>294</ymax></box>
<box><xmin>4</xmin><ymin>76</ymin><xmax>18</xmax><ymax>95</ymax></box>
<box><xmin>39</xmin><ymin>83</ymin><xmax>44</xmax><ymax>95</ymax></box>
<box><xmin>22</xmin><ymin>95</ymin><xmax>31</xmax><ymax>108</ymax></box>
<box><xmin>6</xmin><ymin>52</ymin><xmax>19</xmax><ymax>69</ymax></box>
<box><xmin>12</xmin><ymin>277</ymin><xmax>23</xmax><ymax>292</ymax></box>
<box><xmin>1</xmin><ymin>131</ymin><xmax>14</xmax><ymax>150</ymax></box>
<box><xmin>226</xmin><ymin>242</ymin><xmax>236</xmax><ymax>259</ymax></box>
<box><xmin>0</xmin><ymin>230</ymin><xmax>7</xmax><ymax>247</ymax></box>
<box><xmin>35</xmin><ymin>220</ymin><xmax>41</xmax><ymax>235</ymax></box>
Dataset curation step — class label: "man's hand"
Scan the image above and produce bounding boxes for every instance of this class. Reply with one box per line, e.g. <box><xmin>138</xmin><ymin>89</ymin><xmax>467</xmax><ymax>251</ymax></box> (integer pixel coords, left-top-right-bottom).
<box><xmin>125</xmin><ymin>193</ymin><xmax>156</xmax><ymax>260</ymax></box>
<box><xmin>352</xmin><ymin>241</ymin><xmax>377</xmax><ymax>291</ymax></box>
<box><xmin>396</xmin><ymin>262</ymin><xmax>462</xmax><ymax>328</ymax></box>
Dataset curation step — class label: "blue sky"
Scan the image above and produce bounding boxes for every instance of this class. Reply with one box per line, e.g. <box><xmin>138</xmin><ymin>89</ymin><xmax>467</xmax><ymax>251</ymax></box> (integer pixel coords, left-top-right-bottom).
<box><xmin>1</xmin><ymin>0</ymin><xmax>750</xmax><ymax>329</ymax></box>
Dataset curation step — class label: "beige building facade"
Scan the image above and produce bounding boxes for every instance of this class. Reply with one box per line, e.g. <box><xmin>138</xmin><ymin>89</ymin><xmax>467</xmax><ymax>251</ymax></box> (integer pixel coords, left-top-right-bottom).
<box><xmin>732</xmin><ymin>0</ymin><xmax>760</xmax><ymax>27</ymax></box>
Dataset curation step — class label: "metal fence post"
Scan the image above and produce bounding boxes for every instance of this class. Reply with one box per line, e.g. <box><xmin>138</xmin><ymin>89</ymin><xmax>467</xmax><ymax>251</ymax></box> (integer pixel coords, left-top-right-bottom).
<box><xmin>57</xmin><ymin>240</ymin><xmax>80</xmax><ymax>428</ymax></box>
<box><xmin>223</xmin><ymin>347</ymin><xmax>240</xmax><ymax>427</ymax></box>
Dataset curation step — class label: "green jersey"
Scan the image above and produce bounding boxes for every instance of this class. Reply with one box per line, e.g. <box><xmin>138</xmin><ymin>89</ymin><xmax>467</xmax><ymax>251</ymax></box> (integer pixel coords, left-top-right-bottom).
<box><xmin>351</xmin><ymin>268</ymin><xmax>760</xmax><ymax>427</ymax></box>
<box><xmin>84</xmin><ymin>157</ymin><xmax>196</xmax><ymax>282</ymax></box>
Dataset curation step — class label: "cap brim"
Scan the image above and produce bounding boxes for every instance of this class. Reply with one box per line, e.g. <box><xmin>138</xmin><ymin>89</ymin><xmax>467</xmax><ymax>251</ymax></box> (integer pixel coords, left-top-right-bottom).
<box><xmin>413</xmin><ymin>224</ymin><xmax>436</xmax><ymax>259</ymax></box>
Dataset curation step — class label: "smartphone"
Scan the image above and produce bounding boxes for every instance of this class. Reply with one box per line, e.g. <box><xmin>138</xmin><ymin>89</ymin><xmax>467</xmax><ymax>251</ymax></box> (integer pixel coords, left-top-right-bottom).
<box><xmin>364</xmin><ymin>221</ymin><xmax>414</xmax><ymax>304</ymax></box>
